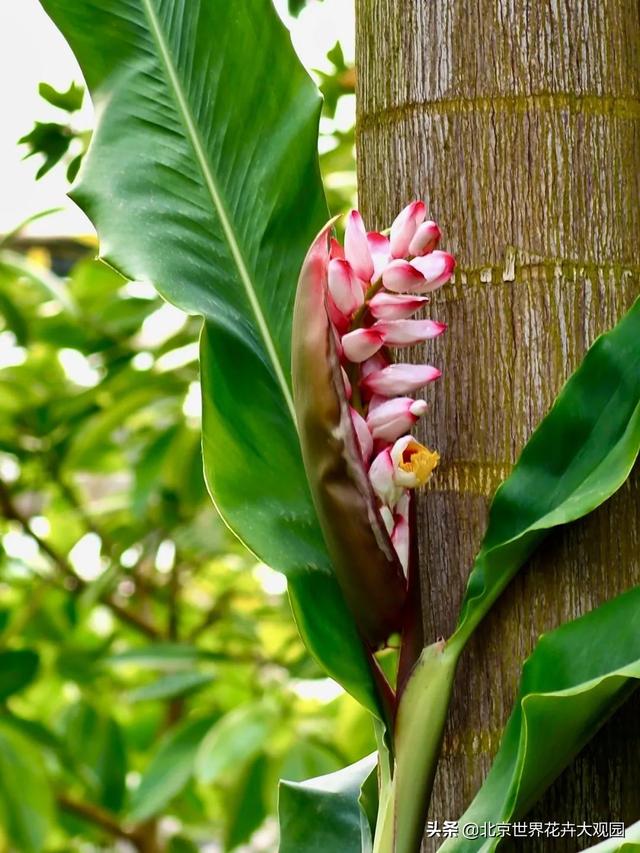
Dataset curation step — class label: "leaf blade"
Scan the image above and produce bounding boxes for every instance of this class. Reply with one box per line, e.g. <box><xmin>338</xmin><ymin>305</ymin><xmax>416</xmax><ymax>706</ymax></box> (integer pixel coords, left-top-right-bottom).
<box><xmin>440</xmin><ymin>587</ymin><xmax>640</xmax><ymax>853</ymax></box>
<box><xmin>40</xmin><ymin>0</ymin><xmax>381</xmax><ymax>712</ymax></box>
<box><xmin>454</xmin><ymin>298</ymin><xmax>640</xmax><ymax>644</ymax></box>
<box><xmin>278</xmin><ymin>754</ymin><xmax>377</xmax><ymax>853</ymax></box>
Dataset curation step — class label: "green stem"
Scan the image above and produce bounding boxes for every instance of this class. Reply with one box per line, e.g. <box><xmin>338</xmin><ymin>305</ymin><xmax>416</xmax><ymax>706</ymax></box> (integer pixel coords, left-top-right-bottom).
<box><xmin>373</xmin><ymin>641</ymin><xmax>460</xmax><ymax>853</ymax></box>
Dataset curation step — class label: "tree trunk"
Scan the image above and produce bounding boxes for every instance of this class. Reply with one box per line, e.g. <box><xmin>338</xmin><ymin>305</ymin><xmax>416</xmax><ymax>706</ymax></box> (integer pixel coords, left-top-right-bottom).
<box><xmin>355</xmin><ymin>1</ymin><xmax>640</xmax><ymax>849</ymax></box>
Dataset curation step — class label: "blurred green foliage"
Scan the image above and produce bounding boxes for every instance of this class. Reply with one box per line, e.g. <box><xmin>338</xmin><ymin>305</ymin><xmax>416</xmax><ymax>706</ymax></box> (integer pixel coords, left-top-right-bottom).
<box><xmin>6</xmin><ymin>35</ymin><xmax>360</xmax><ymax>848</ymax></box>
<box><xmin>0</xmin><ymin>232</ymin><xmax>372</xmax><ymax>851</ymax></box>
<box><xmin>19</xmin><ymin>82</ymin><xmax>89</xmax><ymax>182</ymax></box>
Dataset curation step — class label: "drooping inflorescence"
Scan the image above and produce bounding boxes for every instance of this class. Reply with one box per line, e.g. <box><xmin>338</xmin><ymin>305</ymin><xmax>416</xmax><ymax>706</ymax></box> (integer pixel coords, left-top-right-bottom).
<box><xmin>327</xmin><ymin>202</ymin><xmax>455</xmax><ymax>574</ymax></box>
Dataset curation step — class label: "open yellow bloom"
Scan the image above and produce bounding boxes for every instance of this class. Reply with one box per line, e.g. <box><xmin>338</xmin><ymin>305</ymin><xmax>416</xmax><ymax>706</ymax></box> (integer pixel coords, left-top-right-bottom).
<box><xmin>397</xmin><ymin>439</ymin><xmax>440</xmax><ymax>486</ymax></box>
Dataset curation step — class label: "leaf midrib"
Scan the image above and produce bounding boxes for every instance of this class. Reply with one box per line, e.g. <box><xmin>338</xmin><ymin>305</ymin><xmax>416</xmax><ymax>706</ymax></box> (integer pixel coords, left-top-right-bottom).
<box><xmin>140</xmin><ymin>0</ymin><xmax>296</xmax><ymax>422</ymax></box>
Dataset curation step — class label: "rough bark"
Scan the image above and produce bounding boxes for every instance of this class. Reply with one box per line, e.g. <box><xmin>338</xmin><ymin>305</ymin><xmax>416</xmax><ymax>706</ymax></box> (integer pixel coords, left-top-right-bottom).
<box><xmin>355</xmin><ymin>1</ymin><xmax>640</xmax><ymax>849</ymax></box>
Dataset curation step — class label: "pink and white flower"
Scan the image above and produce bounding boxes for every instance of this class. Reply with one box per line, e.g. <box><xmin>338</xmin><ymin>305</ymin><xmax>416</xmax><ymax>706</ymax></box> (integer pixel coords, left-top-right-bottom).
<box><xmin>321</xmin><ymin>202</ymin><xmax>454</xmax><ymax>572</ymax></box>
<box><xmin>361</xmin><ymin>363</ymin><xmax>442</xmax><ymax>397</ymax></box>
<box><xmin>382</xmin><ymin>251</ymin><xmax>455</xmax><ymax>294</ymax></box>
<box><xmin>366</xmin><ymin>397</ymin><xmax>428</xmax><ymax>442</ymax></box>
<box><xmin>328</xmin><ymin>258</ymin><xmax>364</xmax><ymax>317</ymax></box>
<box><xmin>390</xmin><ymin>201</ymin><xmax>426</xmax><ymax>258</ymax></box>
<box><xmin>368</xmin><ymin>292</ymin><xmax>430</xmax><ymax>320</ymax></box>
<box><xmin>409</xmin><ymin>220</ymin><xmax>441</xmax><ymax>256</ymax></box>
<box><xmin>373</xmin><ymin>318</ymin><xmax>447</xmax><ymax>346</ymax></box>
<box><xmin>350</xmin><ymin>407</ymin><xmax>373</xmax><ymax>462</ymax></box>
<box><xmin>344</xmin><ymin>210</ymin><xmax>374</xmax><ymax>283</ymax></box>
<box><xmin>341</xmin><ymin>327</ymin><xmax>385</xmax><ymax>363</ymax></box>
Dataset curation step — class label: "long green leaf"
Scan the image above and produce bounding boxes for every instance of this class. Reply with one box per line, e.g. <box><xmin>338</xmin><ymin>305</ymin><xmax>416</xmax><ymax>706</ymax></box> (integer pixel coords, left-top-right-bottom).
<box><xmin>279</xmin><ymin>754</ymin><xmax>377</xmax><ymax>853</ymax></box>
<box><xmin>0</xmin><ymin>649</ymin><xmax>39</xmax><ymax>701</ymax></box>
<box><xmin>453</xmin><ymin>298</ymin><xmax>640</xmax><ymax>646</ymax></box>
<box><xmin>129</xmin><ymin>713</ymin><xmax>217</xmax><ymax>822</ymax></box>
<box><xmin>586</xmin><ymin>824</ymin><xmax>640</xmax><ymax>852</ymax></box>
<box><xmin>440</xmin><ymin>586</ymin><xmax>640</xmax><ymax>853</ymax></box>
<box><xmin>195</xmin><ymin>701</ymin><xmax>276</xmax><ymax>784</ymax></box>
<box><xmin>40</xmin><ymin>0</ymin><xmax>380</xmax><ymax>713</ymax></box>
<box><xmin>0</xmin><ymin>723</ymin><xmax>53</xmax><ymax>853</ymax></box>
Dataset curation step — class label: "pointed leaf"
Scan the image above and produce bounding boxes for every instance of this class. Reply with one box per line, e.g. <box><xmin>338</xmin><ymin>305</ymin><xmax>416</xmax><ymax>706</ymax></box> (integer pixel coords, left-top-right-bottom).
<box><xmin>0</xmin><ymin>723</ymin><xmax>53</xmax><ymax>853</ymax></box>
<box><xmin>39</xmin><ymin>81</ymin><xmax>84</xmax><ymax>112</ymax></box>
<box><xmin>292</xmin><ymin>225</ymin><xmax>407</xmax><ymax>645</ymax></box>
<box><xmin>129</xmin><ymin>714</ymin><xmax>217</xmax><ymax>822</ymax></box>
<box><xmin>279</xmin><ymin>754</ymin><xmax>377</xmax><ymax>853</ymax></box>
<box><xmin>454</xmin><ymin>298</ymin><xmax>640</xmax><ymax>644</ymax></box>
<box><xmin>127</xmin><ymin>671</ymin><xmax>214</xmax><ymax>703</ymax></box>
<box><xmin>0</xmin><ymin>650</ymin><xmax>39</xmax><ymax>701</ymax></box>
<box><xmin>586</xmin><ymin>823</ymin><xmax>640</xmax><ymax>851</ymax></box>
<box><xmin>441</xmin><ymin>587</ymin><xmax>640</xmax><ymax>853</ymax></box>
<box><xmin>195</xmin><ymin>701</ymin><xmax>276</xmax><ymax>784</ymax></box>
<box><xmin>40</xmin><ymin>0</ymin><xmax>381</xmax><ymax>713</ymax></box>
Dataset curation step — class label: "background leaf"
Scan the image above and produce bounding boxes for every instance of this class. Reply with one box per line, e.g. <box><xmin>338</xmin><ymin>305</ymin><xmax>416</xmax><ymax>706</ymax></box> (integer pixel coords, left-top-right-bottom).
<box><xmin>38</xmin><ymin>81</ymin><xmax>84</xmax><ymax>112</ymax></box>
<box><xmin>441</xmin><ymin>586</ymin><xmax>640</xmax><ymax>853</ymax></box>
<box><xmin>586</xmin><ymin>823</ymin><xmax>640</xmax><ymax>851</ymax></box>
<box><xmin>454</xmin><ymin>298</ymin><xmax>640</xmax><ymax>645</ymax></box>
<box><xmin>40</xmin><ymin>0</ymin><xmax>381</xmax><ymax>714</ymax></box>
<box><xmin>0</xmin><ymin>723</ymin><xmax>53</xmax><ymax>853</ymax></box>
<box><xmin>0</xmin><ymin>649</ymin><xmax>39</xmax><ymax>701</ymax></box>
<box><xmin>195</xmin><ymin>701</ymin><xmax>276</xmax><ymax>784</ymax></box>
<box><xmin>129</xmin><ymin>714</ymin><xmax>217</xmax><ymax>823</ymax></box>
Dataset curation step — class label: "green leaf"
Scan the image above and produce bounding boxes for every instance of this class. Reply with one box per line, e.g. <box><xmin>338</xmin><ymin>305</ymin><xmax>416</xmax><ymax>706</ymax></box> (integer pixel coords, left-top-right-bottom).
<box><xmin>586</xmin><ymin>823</ymin><xmax>640</xmax><ymax>851</ymax></box>
<box><xmin>39</xmin><ymin>81</ymin><xmax>84</xmax><ymax>112</ymax></box>
<box><xmin>40</xmin><ymin>0</ymin><xmax>381</xmax><ymax>715</ymax></box>
<box><xmin>168</xmin><ymin>837</ymin><xmax>200</xmax><ymax>853</ymax></box>
<box><xmin>19</xmin><ymin>121</ymin><xmax>72</xmax><ymax>179</ymax></box>
<box><xmin>129</xmin><ymin>713</ymin><xmax>217</xmax><ymax>822</ymax></box>
<box><xmin>440</xmin><ymin>586</ymin><xmax>640</xmax><ymax>853</ymax></box>
<box><xmin>127</xmin><ymin>671</ymin><xmax>214</xmax><ymax>703</ymax></box>
<box><xmin>0</xmin><ymin>649</ymin><xmax>39</xmax><ymax>701</ymax></box>
<box><xmin>195</xmin><ymin>701</ymin><xmax>276</xmax><ymax>784</ymax></box>
<box><xmin>454</xmin><ymin>298</ymin><xmax>640</xmax><ymax>646</ymax></box>
<box><xmin>224</xmin><ymin>754</ymin><xmax>269</xmax><ymax>850</ymax></box>
<box><xmin>0</xmin><ymin>722</ymin><xmax>53</xmax><ymax>853</ymax></box>
<box><xmin>288</xmin><ymin>0</ymin><xmax>323</xmax><ymax>15</ymax></box>
<box><xmin>0</xmin><ymin>250</ymin><xmax>76</xmax><ymax>314</ymax></box>
<box><xmin>107</xmin><ymin>642</ymin><xmax>220</xmax><ymax>670</ymax></box>
<box><xmin>278</xmin><ymin>754</ymin><xmax>377</xmax><ymax>853</ymax></box>
<box><xmin>64</xmin><ymin>702</ymin><xmax>127</xmax><ymax>812</ymax></box>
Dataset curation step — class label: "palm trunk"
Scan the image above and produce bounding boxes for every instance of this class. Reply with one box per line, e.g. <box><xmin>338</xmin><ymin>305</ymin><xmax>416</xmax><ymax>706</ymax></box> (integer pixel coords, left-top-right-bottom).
<box><xmin>356</xmin><ymin>1</ymin><xmax>640</xmax><ymax>848</ymax></box>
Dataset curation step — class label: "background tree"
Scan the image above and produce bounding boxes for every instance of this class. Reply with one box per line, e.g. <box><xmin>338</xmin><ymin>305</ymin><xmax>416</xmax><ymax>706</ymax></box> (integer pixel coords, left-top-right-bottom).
<box><xmin>355</xmin><ymin>1</ymin><xmax>640</xmax><ymax>847</ymax></box>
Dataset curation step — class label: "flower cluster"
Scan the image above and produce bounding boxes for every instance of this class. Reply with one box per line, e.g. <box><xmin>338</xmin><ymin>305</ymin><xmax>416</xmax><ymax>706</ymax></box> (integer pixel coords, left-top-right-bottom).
<box><xmin>328</xmin><ymin>202</ymin><xmax>454</xmax><ymax>574</ymax></box>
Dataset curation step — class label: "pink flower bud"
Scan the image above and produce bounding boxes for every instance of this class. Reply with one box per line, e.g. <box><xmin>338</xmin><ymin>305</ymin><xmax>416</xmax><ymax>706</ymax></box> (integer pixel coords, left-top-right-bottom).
<box><xmin>410</xmin><ymin>251</ymin><xmax>455</xmax><ymax>292</ymax></box>
<box><xmin>409</xmin><ymin>220</ymin><xmax>441</xmax><ymax>256</ymax></box>
<box><xmin>328</xmin><ymin>259</ymin><xmax>364</xmax><ymax>317</ymax></box>
<box><xmin>368</xmin><ymin>292</ymin><xmax>430</xmax><ymax>320</ymax></box>
<box><xmin>327</xmin><ymin>292</ymin><xmax>349</xmax><ymax>335</ymax></box>
<box><xmin>350</xmin><ymin>407</ymin><xmax>373</xmax><ymax>462</ymax></box>
<box><xmin>366</xmin><ymin>397</ymin><xmax>428</xmax><ymax>442</ymax></box>
<box><xmin>361</xmin><ymin>351</ymin><xmax>390</xmax><ymax>379</ymax></box>
<box><xmin>341</xmin><ymin>367</ymin><xmax>352</xmax><ymax>399</ymax></box>
<box><xmin>368</xmin><ymin>447</ymin><xmax>401</xmax><ymax>507</ymax></box>
<box><xmin>367</xmin><ymin>232</ymin><xmax>391</xmax><ymax>283</ymax></box>
<box><xmin>361</xmin><ymin>363</ymin><xmax>442</xmax><ymax>397</ymax></box>
<box><xmin>374</xmin><ymin>318</ymin><xmax>447</xmax><ymax>346</ymax></box>
<box><xmin>341</xmin><ymin>328</ymin><xmax>384</xmax><ymax>363</ymax></box>
<box><xmin>344</xmin><ymin>210</ymin><xmax>374</xmax><ymax>283</ymax></box>
<box><xmin>379</xmin><ymin>505</ymin><xmax>395</xmax><ymax>536</ymax></box>
<box><xmin>390</xmin><ymin>201</ymin><xmax>426</xmax><ymax>258</ymax></box>
<box><xmin>382</xmin><ymin>259</ymin><xmax>427</xmax><ymax>293</ymax></box>
<box><xmin>329</xmin><ymin>237</ymin><xmax>345</xmax><ymax>260</ymax></box>
<box><xmin>391</xmin><ymin>493</ymin><xmax>410</xmax><ymax>574</ymax></box>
